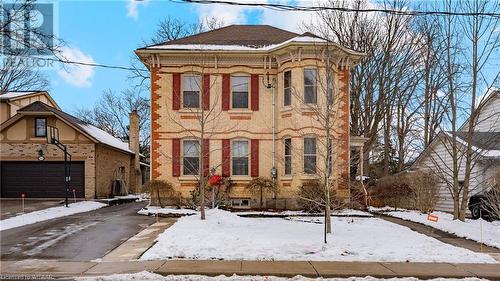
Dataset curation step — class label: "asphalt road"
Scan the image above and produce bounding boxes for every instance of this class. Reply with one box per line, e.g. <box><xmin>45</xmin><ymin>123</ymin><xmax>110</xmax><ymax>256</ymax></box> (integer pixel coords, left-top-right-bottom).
<box><xmin>0</xmin><ymin>201</ymin><xmax>154</xmax><ymax>261</ymax></box>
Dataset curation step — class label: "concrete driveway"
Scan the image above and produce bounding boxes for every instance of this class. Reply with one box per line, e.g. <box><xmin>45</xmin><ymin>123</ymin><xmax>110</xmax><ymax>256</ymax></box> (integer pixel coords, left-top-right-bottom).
<box><xmin>0</xmin><ymin>201</ymin><xmax>154</xmax><ymax>261</ymax></box>
<box><xmin>0</xmin><ymin>199</ymin><xmax>64</xmax><ymax>220</ymax></box>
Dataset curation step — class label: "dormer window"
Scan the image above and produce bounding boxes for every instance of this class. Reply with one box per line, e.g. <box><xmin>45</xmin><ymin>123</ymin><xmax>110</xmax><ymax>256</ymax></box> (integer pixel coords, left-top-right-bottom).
<box><xmin>35</xmin><ymin>118</ymin><xmax>47</xmax><ymax>137</ymax></box>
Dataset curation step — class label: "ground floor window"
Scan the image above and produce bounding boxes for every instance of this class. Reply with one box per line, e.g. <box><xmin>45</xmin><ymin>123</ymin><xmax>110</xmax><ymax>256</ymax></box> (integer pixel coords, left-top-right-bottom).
<box><xmin>183</xmin><ymin>140</ymin><xmax>200</xmax><ymax>175</ymax></box>
<box><xmin>232</xmin><ymin>140</ymin><xmax>249</xmax><ymax>175</ymax></box>
<box><xmin>303</xmin><ymin>137</ymin><xmax>316</xmax><ymax>174</ymax></box>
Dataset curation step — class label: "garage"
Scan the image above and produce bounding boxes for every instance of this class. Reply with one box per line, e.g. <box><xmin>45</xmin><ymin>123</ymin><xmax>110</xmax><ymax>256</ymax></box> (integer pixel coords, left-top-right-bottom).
<box><xmin>1</xmin><ymin>161</ymin><xmax>85</xmax><ymax>198</ymax></box>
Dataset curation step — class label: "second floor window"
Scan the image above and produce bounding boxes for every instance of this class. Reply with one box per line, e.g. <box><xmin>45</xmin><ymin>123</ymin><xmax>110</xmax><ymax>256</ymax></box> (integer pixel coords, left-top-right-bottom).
<box><xmin>284</xmin><ymin>138</ymin><xmax>292</xmax><ymax>175</ymax></box>
<box><xmin>304</xmin><ymin>69</ymin><xmax>317</xmax><ymax>104</ymax></box>
<box><xmin>183</xmin><ymin>75</ymin><xmax>201</xmax><ymax>108</ymax></box>
<box><xmin>284</xmin><ymin>70</ymin><xmax>291</xmax><ymax>106</ymax></box>
<box><xmin>232</xmin><ymin>76</ymin><xmax>249</xmax><ymax>109</ymax></box>
<box><xmin>183</xmin><ymin>140</ymin><xmax>200</xmax><ymax>175</ymax></box>
<box><xmin>303</xmin><ymin>137</ymin><xmax>316</xmax><ymax>174</ymax></box>
<box><xmin>232</xmin><ymin>140</ymin><xmax>249</xmax><ymax>175</ymax></box>
<box><xmin>35</xmin><ymin>118</ymin><xmax>47</xmax><ymax>137</ymax></box>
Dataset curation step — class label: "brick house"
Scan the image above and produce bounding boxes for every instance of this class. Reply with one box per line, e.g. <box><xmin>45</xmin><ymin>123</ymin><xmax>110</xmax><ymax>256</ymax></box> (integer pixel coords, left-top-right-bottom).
<box><xmin>135</xmin><ymin>25</ymin><xmax>365</xmax><ymax>209</ymax></box>
<box><xmin>0</xmin><ymin>92</ymin><xmax>142</xmax><ymax>199</ymax></box>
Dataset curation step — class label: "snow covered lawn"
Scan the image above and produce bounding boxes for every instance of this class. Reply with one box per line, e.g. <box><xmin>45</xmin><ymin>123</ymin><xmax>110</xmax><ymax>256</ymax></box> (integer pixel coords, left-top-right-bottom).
<box><xmin>236</xmin><ymin>209</ymin><xmax>373</xmax><ymax>217</ymax></box>
<box><xmin>138</xmin><ymin>206</ymin><xmax>197</xmax><ymax>216</ymax></box>
<box><xmin>375</xmin><ymin>209</ymin><xmax>500</xmax><ymax>249</ymax></box>
<box><xmin>77</xmin><ymin>271</ymin><xmax>487</xmax><ymax>281</ymax></box>
<box><xmin>140</xmin><ymin>209</ymin><xmax>496</xmax><ymax>263</ymax></box>
<box><xmin>0</xmin><ymin>201</ymin><xmax>106</xmax><ymax>231</ymax></box>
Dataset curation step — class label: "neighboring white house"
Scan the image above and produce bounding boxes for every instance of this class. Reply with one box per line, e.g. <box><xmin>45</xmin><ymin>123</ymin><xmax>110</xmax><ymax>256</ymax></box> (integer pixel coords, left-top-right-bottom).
<box><xmin>412</xmin><ymin>90</ymin><xmax>500</xmax><ymax>213</ymax></box>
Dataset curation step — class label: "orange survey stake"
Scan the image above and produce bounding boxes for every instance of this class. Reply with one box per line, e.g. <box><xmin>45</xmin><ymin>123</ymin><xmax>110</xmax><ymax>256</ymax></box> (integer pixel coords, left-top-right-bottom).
<box><xmin>427</xmin><ymin>214</ymin><xmax>439</xmax><ymax>222</ymax></box>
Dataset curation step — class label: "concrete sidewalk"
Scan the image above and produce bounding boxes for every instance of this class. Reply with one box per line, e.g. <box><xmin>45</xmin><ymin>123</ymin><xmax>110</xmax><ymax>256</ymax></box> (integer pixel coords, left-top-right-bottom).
<box><xmin>1</xmin><ymin>259</ymin><xmax>499</xmax><ymax>279</ymax></box>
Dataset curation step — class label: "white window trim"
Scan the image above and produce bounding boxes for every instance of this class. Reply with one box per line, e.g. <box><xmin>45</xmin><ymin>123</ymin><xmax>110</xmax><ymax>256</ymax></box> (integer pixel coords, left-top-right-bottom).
<box><xmin>231</xmin><ymin>138</ymin><xmax>250</xmax><ymax>176</ymax></box>
<box><xmin>182</xmin><ymin>74</ymin><xmax>202</xmax><ymax>109</ymax></box>
<box><xmin>303</xmin><ymin>68</ymin><xmax>317</xmax><ymax>104</ymax></box>
<box><xmin>303</xmin><ymin>136</ymin><xmax>317</xmax><ymax>174</ymax></box>
<box><xmin>284</xmin><ymin>137</ymin><xmax>292</xmax><ymax>176</ymax></box>
<box><xmin>283</xmin><ymin>70</ymin><xmax>292</xmax><ymax>107</ymax></box>
<box><xmin>230</xmin><ymin>74</ymin><xmax>250</xmax><ymax>110</ymax></box>
<box><xmin>182</xmin><ymin>138</ymin><xmax>200</xmax><ymax>176</ymax></box>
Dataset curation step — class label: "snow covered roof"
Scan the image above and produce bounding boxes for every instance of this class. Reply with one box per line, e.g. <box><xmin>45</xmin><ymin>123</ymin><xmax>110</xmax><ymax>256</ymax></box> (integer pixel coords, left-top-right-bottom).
<box><xmin>137</xmin><ymin>25</ymin><xmax>363</xmax><ymax>56</ymax></box>
<box><xmin>14</xmin><ymin>101</ymin><xmax>133</xmax><ymax>154</ymax></box>
<box><xmin>1</xmin><ymin>91</ymin><xmax>47</xmax><ymax>100</ymax></box>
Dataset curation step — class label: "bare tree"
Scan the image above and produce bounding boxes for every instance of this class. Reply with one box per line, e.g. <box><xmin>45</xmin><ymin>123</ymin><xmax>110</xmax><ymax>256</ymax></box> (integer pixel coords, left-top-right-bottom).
<box><xmin>75</xmin><ymin>89</ymin><xmax>150</xmax><ymax>157</ymax></box>
<box><xmin>130</xmin><ymin>16</ymin><xmax>224</xmax><ymax>88</ymax></box>
<box><xmin>0</xmin><ymin>0</ymin><xmax>63</xmax><ymax>94</ymax></box>
<box><xmin>154</xmin><ymin>51</ymin><xmax>239</xmax><ymax>220</ymax></box>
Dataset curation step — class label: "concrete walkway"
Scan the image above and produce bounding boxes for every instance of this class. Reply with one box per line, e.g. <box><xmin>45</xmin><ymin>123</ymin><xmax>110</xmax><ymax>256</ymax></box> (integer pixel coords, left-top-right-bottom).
<box><xmin>373</xmin><ymin>213</ymin><xmax>500</xmax><ymax>255</ymax></box>
<box><xmin>101</xmin><ymin>218</ymin><xmax>177</xmax><ymax>261</ymax></box>
<box><xmin>1</xmin><ymin>260</ymin><xmax>499</xmax><ymax>279</ymax></box>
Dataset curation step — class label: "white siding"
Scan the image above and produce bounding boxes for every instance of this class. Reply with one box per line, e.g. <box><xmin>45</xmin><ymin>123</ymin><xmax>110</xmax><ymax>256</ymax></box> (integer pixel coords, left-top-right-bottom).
<box><xmin>417</xmin><ymin>136</ymin><xmax>493</xmax><ymax>213</ymax></box>
<box><xmin>461</xmin><ymin>94</ymin><xmax>500</xmax><ymax>132</ymax></box>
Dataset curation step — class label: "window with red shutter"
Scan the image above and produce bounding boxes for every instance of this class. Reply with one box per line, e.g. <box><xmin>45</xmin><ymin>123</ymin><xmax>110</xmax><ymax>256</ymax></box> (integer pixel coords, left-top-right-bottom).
<box><xmin>172</xmin><ymin>138</ymin><xmax>181</xmax><ymax>177</ymax></box>
<box><xmin>222</xmin><ymin>74</ymin><xmax>230</xmax><ymax>111</ymax></box>
<box><xmin>172</xmin><ymin>73</ymin><xmax>181</xmax><ymax>110</ymax></box>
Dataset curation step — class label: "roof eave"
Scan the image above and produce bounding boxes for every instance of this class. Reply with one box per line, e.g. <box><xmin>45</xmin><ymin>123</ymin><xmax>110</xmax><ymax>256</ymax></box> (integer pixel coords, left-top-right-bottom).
<box><xmin>135</xmin><ymin>41</ymin><xmax>365</xmax><ymax>59</ymax></box>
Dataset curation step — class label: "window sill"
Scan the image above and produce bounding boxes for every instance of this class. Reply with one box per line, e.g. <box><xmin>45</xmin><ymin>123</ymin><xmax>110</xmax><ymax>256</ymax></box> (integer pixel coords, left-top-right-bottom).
<box><xmin>300</xmin><ymin>174</ymin><xmax>320</xmax><ymax>180</ymax></box>
<box><xmin>230</xmin><ymin>176</ymin><xmax>253</xmax><ymax>181</ymax></box>
<box><xmin>228</xmin><ymin>109</ymin><xmax>253</xmax><ymax>115</ymax></box>
<box><xmin>178</xmin><ymin>175</ymin><xmax>199</xmax><ymax>181</ymax></box>
<box><xmin>178</xmin><ymin>108</ymin><xmax>201</xmax><ymax>114</ymax></box>
<box><xmin>280</xmin><ymin>106</ymin><xmax>293</xmax><ymax>113</ymax></box>
<box><xmin>280</xmin><ymin>175</ymin><xmax>293</xmax><ymax>181</ymax></box>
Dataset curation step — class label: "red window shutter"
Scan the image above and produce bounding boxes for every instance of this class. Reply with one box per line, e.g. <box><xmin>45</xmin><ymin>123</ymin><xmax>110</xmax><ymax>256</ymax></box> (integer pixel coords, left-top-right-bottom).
<box><xmin>203</xmin><ymin>139</ymin><xmax>210</xmax><ymax>176</ymax></box>
<box><xmin>222</xmin><ymin>74</ymin><xmax>230</xmax><ymax>111</ymax></box>
<box><xmin>172</xmin><ymin>138</ymin><xmax>180</xmax><ymax>177</ymax></box>
<box><xmin>222</xmin><ymin>139</ymin><xmax>230</xmax><ymax>177</ymax></box>
<box><xmin>251</xmin><ymin>139</ymin><xmax>259</xmax><ymax>177</ymax></box>
<box><xmin>251</xmin><ymin>74</ymin><xmax>259</xmax><ymax>111</ymax></box>
<box><xmin>203</xmin><ymin>74</ymin><xmax>210</xmax><ymax>110</ymax></box>
<box><xmin>172</xmin><ymin>73</ymin><xmax>181</xmax><ymax>110</ymax></box>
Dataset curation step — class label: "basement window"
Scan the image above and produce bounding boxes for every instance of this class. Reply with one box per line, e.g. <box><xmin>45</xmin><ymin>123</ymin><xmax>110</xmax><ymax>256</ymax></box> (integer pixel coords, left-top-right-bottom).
<box><xmin>231</xmin><ymin>198</ymin><xmax>250</xmax><ymax>208</ymax></box>
<box><xmin>35</xmin><ymin>118</ymin><xmax>47</xmax><ymax>137</ymax></box>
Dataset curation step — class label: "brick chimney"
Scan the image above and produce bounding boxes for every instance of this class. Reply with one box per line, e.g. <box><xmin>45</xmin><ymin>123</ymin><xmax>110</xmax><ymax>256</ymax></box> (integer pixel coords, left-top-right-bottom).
<box><xmin>129</xmin><ymin>110</ymin><xmax>141</xmax><ymax>193</ymax></box>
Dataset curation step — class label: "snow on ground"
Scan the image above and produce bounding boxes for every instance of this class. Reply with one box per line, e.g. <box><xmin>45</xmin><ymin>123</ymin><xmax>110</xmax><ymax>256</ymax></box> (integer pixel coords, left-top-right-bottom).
<box><xmin>140</xmin><ymin>209</ymin><xmax>496</xmax><ymax>263</ymax></box>
<box><xmin>375</xmin><ymin>209</ymin><xmax>500</xmax><ymax>249</ymax></box>
<box><xmin>139</xmin><ymin>207</ymin><xmax>372</xmax><ymax>217</ymax></box>
<box><xmin>0</xmin><ymin>201</ymin><xmax>106</xmax><ymax>231</ymax></box>
<box><xmin>236</xmin><ymin>209</ymin><xmax>373</xmax><ymax>217</ymax></box>
<box><xmin>77</xmin><ymin>271</ymin><xmax>487</xmax><ymax>281</ymax></box>
<box><xmin>138</xmin><ymin>206</ymin><xmax>197</xmax><ymax>216</ymax></box>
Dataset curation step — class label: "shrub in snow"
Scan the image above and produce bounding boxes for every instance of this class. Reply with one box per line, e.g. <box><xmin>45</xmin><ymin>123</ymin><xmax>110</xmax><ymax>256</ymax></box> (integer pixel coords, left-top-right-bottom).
<box><xmin>374</xmin><ymin>175</ymin><xmax>413</xmax><ymax>211</ymax></box>
<box><xmin>245</xmin><ymin>177</ymin><xmax>279</xmax><ymax>209</ymax></box>
<box><xmin>297</xmin><ymin>179</ymin><xmax>341</xmax><ymax>213</ymax></box>
<box><xmin>144</xmin><ymin>180</ymin><xmax>180</xmax><ymax>208</ymax></box>
<box><xmin>374</xmin><ymin>171</ymin><xmax>440</xmax><ymax>212</ymax></box>
<box><xmin>406</xmin><ymin>171</ymin><xmax>440</xmax><ymax>213</ymax></box>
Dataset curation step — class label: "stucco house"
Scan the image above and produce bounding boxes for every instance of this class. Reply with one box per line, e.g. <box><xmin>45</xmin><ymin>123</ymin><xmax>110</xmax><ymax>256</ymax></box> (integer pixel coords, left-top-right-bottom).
<box><xmin>0</xmin><ymin>91</ymin><xmax>142</xmax><ymax>199</ymax></box>
<box><xmin>412</xmin><ymin>90</ymin><xmax>500</xmax><ymax>213</ymax></box>
<box><xmin>0</xmin><ymin>91</ymin><xmax>59</xmax><ymax>124</ymax></box>
<box><xmin>135</xmin><ymin>25</ymin><xmax>366</xmax><ymax>209</ymax></box>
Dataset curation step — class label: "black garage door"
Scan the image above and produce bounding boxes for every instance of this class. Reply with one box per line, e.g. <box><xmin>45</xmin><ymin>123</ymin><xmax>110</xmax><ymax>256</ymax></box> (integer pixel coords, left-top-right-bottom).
<box><xmin>1</xmin><ymin>161</ymin><xmax>85</xmax><ymax>198</ymax></box>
